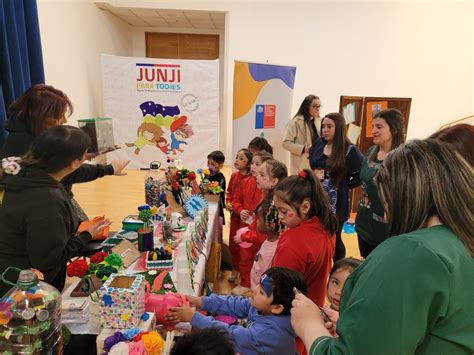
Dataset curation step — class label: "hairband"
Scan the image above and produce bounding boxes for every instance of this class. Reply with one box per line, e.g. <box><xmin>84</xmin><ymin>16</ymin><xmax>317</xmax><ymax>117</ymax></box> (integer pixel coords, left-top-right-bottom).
<box><xmin>260</xmin><ymin>274</ymin><xmax>274</xmax><ymax>297</ymax></box>
<box><xmin>298</xmin><ymin>170</ymin><xmax>308</xmax><ymax>179</ymax></box>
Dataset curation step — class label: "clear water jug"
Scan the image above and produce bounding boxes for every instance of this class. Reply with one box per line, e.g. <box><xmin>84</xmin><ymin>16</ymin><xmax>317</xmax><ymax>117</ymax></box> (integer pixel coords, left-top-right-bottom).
<box><xmin>0</xmin><ymin>267</ymin><xmax>62</xmax><ymax>354</ymax></box>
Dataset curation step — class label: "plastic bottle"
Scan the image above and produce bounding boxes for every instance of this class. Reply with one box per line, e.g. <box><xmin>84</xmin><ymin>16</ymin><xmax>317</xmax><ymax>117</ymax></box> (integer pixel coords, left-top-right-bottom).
<box><xmin>144</xmin><ymin>161</ymin><xmax>164</xmax><ymax>207</ymax></box>
<box><xmin>0</xmin><ymin>267</ymin><xmax>62</xmax><ymax>354</ymax></box>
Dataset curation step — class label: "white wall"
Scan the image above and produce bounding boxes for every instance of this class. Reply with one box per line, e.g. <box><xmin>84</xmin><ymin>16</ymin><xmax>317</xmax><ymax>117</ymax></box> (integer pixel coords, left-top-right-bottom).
<box><xmin>37</xmin><ymin>1</ymin><xmax>134</xmax><ymax>124</ymax></box>
<box><xmin>38</xmin><ymin>1</ymin><xmax>473</xmax><ymax>160</ymax></box>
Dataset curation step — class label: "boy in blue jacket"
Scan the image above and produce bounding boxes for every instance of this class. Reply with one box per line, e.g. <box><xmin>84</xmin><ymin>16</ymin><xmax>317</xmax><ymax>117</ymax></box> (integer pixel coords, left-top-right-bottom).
<box><xmin>166</xmin><ymin>267</ymin><xmax>307</xmax><ymax>355</ymax></box>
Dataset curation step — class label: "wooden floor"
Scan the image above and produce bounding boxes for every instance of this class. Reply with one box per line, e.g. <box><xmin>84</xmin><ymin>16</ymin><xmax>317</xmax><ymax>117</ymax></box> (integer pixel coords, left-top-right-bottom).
<box><xmin>73</xmin><ymin>165</ymin><xmax>361</xmax><ymax>294</ymax></box>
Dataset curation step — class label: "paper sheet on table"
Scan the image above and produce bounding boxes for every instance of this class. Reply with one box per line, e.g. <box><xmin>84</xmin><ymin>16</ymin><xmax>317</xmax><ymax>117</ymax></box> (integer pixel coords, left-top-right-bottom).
<box><xmin>343</xmin><ymin>102</ymin><xmax>356</xmax><ymax>124</ymax></box>
<box><xmin>347</xmin><ymin>123</ymin><xmax>362</xmax><ymax>145</ymax></box>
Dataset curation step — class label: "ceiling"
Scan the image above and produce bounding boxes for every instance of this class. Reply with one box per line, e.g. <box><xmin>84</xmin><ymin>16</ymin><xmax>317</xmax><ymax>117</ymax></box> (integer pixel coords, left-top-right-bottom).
<box><xmin>95</xmin><ymin>3</ymin><xmax>225</xmax><ymax>30</ymax></box>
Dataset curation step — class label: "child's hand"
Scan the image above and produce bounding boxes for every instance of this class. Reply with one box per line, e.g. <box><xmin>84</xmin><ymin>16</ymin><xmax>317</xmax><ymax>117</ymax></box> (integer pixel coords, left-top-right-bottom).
<box><xmin>225</xmin><ymin>202</ymin><xmax>233</xmax><ymax>212</ymax></box>
<box><xmin>240</xmin><ymin>210</ymin><xmax>250</xmax><ymax>221</ymax></box>
<box><xmin>85</xmin><ymin>218</ymin><xmax>112</xmax><ymax>237</ymax></box>
<box><xmin>111</xmin><ymin>159</ymin><xmax>130</xmax><ymax>176</ymax></box>
<box><xmin>166</xmin><ymin>306</ymin><xmax>195</xmax><ymax>323</ymax></box>
<box><xmin>186</xmin><ymin>295</ymin><xmax>202</xmax><ymax>308</ymax></box>
<box><xmin>233</xmin><ymin>234</ymin><xmax>243</xmax><ymax>244</ymax></box>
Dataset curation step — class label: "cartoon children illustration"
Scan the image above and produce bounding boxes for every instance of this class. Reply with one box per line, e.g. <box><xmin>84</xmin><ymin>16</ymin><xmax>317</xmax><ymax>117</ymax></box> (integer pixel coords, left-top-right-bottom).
<box><xmin>126</xmin><ymin>122</ymin><xmax>164</xmax><ymax>155</ymax></box>
<box><xmin>170</xmin><ymin>116</ymin><xmax>194</xmax><ymax>155</ymax></box>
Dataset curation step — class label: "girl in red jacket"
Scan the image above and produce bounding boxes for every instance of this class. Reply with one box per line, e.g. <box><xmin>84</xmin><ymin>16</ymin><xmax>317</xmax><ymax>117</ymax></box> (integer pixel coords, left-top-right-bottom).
<box><xmin>232</xmin><ymin>159</ymin><xmax>288</xmax><ymax>295</ymax></box>
<box><xmin>272</xmin><ymin>169</ymin><xmax>338</xmax><ymax>307</ymax></box>
<box><xmin>226</xmin><ymin>148</ymin><xmax>253</xmax><ymax>282</ymax></box>
<box><xmin>228</xmin><ymin>151</ymin><xmax>272</xmax><ymax>283</ymax></box>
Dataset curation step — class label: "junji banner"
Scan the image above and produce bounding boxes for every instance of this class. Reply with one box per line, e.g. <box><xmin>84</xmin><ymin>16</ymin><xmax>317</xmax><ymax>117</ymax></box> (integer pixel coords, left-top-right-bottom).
<box><xmin>101</xmin><ymin>54</ymin><xmax>219</xmax><ymax>169</ymax></box>
<box><xmin>232</xmin><ymin>61</ymin><xmax>296</xmax><ymax>167</ymax></box>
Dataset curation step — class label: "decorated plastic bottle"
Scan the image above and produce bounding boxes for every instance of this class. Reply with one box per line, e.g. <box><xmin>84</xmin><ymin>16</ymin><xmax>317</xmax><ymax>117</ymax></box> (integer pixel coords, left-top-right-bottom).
<box><xmin>0</xmin><ymin>267</ymin><xmax>62</xmax><ymax>354</ymax></box>
<box><xmin>144</xmin><ymin>161</ymin><xmax>164</xmax><ymax>207</ymax></box>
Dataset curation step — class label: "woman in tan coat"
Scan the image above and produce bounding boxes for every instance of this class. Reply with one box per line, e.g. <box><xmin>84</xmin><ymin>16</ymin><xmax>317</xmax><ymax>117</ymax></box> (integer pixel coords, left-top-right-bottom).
<box><xmin>283</xmin><ymin>95</ymin><xmax>322</xmax><ymax>174</ymax></box>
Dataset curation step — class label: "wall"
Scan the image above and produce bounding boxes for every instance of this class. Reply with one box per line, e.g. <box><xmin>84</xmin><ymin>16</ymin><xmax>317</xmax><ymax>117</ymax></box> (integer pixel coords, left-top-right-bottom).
<box><xmin>38</xmin><ymin>1</ymin><xmax>473</xmax><ymax>160</ymax></box>
<box><xmin>37</xmin><ymin>1</ymin><xmax>134</xmax><ymax>124</ymax></box>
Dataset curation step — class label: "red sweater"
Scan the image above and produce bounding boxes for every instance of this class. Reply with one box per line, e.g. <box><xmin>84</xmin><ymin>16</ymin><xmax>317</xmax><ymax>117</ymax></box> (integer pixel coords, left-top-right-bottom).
<box><xmin>272</xmin><ymin>217</ymin><xmax>335</xmax><ymax>307</ymax></box>
<box><xmin>232</xmin><ymin>175</ymin><xmax>262</xmax><ymax>216</ymax></box>
<box><xmin>226</xmin><ymin>171</ymin><xmax>245</xmax><ymax>206</ymax></box>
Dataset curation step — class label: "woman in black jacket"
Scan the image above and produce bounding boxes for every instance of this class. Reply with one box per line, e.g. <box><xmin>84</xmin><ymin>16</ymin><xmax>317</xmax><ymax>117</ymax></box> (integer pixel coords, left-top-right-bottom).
<box><xmin>309</xmin><ymin>113</ymin><xmax>363</xmax><ymax>261</ymax></box>
<box><xmin>0</xmin><ymin>126</ymin><xmax>111</xmax><ymax>295</ymax></box>
<box><xmin>0</xmin><ymin>84</ymin><xmax>128</xmax><ymax>220</ymax></box>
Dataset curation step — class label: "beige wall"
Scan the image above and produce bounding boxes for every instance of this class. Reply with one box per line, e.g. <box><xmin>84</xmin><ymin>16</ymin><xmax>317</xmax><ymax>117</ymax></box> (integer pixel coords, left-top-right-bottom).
<box><xmin>38</xmin><ymin>1</ymin><xmax>134</xmax><ymax>123</ymax></box>
<box><xmin>38</xmin><ymin>1</ymin><xmax>473</xmax><ymax>161</ymax></box>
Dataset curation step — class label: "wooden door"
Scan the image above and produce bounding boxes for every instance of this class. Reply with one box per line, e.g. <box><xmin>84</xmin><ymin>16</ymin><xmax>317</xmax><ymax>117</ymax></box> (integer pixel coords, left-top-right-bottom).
<box><xmin>146</xmin><ymin>32</ymin><xmax>219</xmax><ymax>60</ymax></box>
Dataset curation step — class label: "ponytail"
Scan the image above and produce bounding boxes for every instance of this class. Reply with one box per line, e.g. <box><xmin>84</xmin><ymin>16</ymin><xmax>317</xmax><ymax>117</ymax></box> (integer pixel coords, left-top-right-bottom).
<box><xmin>274</xmin><ymin>168</ymin><xmax>338</xmax><ymax>236</ymax></box>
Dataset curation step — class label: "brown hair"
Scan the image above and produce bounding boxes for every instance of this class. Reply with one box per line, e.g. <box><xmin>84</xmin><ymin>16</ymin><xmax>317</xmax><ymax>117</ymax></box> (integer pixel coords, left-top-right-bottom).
<box><xmin>369</xmin><ymin>108</ymin><xmax>405</xmax><ymax>162</ymax></box>
<box><xmin>375</xmin><ymin>139</ymin><xmax>474</xmax><ymax>256</ymax></box>
<box><xmin>8</xmin><ymin>84</ymin><xmax>73</xmax><ymax>137</ymax></box>
<box><xmin>322</xmin><ymin>113</ymin><xmax>349</xmax><ymax>186</ymax></box>
<box><xmin>273</xmin><ymin>168</ymin><xmax>338</xmax><ymax>236</ymax></box>
<box><xmin>261</xmin><ymin>159</ymin><xmax>288</xmax><ymax>182</ymax></box>
<box><xmin>429</xmin><ymin>124</ymin><xmax>474</xmax><ymax>166</ymax></box>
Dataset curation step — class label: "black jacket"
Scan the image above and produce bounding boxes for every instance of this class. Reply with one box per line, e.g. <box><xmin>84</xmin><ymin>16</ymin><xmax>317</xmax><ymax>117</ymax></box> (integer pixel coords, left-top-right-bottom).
<box><xmin>0</xmin><ymin>165</ymin><xmax>92</xmax><ymax>296</ymax></box>
<box><xmin>1</xmin><ymin>119</ymin><xmax>115</xmax><ymax>198</ymax></box>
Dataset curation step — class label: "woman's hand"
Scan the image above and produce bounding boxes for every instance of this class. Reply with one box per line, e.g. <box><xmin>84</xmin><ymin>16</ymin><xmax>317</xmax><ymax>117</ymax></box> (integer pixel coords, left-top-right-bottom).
<box><xmin>291</xmin><ymin>290</ymin><xmax>332</xmax><ymax>349</ymax></box>
<box><xmin>165</xmin><ymin>306</ymin><xmax>195</xmax><ymax>323</ymax></box>
<box><xmin>85</xmin><ymin>218</ymin><xmax>112</xmax><ymax>237</ymax></box>
<box><xmin>111</xmin><ymin>159</ymin><xmax>130</xmax><ymax>176</ymax></box>
<box><xmin>186</xmin><ymin>295</ymin><xmax>202</xmax><ymax>308</ymax></box>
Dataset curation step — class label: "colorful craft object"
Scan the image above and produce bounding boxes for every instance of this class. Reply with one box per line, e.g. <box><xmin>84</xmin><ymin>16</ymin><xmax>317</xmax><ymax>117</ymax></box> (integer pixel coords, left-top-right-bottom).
<box><xmin>146</xmin><ymin>246</ymin><xmax>174</xmax><ymax>270</ymax></box>
<box><xmin>183</xmin><ymin>195</ymin><xmax>208</xmax><ymax>218</ymax></box>
<box><xmin>99</xmin><ymin>274</ymin><xmax>146</xmax><ymax>329</ymax></box>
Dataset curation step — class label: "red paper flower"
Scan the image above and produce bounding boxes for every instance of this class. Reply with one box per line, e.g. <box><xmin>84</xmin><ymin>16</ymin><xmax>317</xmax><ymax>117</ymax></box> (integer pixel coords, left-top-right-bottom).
<box><xmin>66</xmin><ymin>259</ymin><xmax>89</xmax><ymax>278</ymax></box>
<box><xmin>298</xmin><ymin>170</ymin><xmax>308</xmax><ymax>179</ymax></box>
<box><xmin>90</xmin><ymin>251</ymin><xmax>108</xmax><ymax>264</ymax></box>
<box><xmin>187</xmin><ymin>171</ymin><xmax>196</xmax><ymax>181</ymax></box>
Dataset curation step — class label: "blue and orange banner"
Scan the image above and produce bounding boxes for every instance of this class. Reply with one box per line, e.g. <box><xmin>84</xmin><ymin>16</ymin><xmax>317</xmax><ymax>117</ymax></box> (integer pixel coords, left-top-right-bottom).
<box><xmin>232</xmin><ymin>61</ymin><xmax>296</xmax><ymax>166</ymax></box>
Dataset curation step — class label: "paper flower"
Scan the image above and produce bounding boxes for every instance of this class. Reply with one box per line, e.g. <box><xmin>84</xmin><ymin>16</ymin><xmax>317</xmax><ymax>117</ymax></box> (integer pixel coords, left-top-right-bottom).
<box><xmin>187</xmin><ymin>171</ymin><xmax>196</xmax><ymax>181</ymax></box>
<box><xmin>104</xmin><ymin>253</ymin><xmax>123</xmax><ymax>268</ymax></box>
<box><xmin>142</xmin><ymin>331</ymin><xmax>165</xmax><ymax>355</ymax></box>
<box><xmin>66</xmin><ymin>259</ymin><xmax>89</xmax><ymax>278</ymax></box>
<box><xmin>90</xmin><ymin>251</ymin><xmax>108</xmax><ymax>264</ymax></box>
<box><xmin>207</xmin><ymin>181</ymin><xmax>223</xmax><ymax>195</ymax></box>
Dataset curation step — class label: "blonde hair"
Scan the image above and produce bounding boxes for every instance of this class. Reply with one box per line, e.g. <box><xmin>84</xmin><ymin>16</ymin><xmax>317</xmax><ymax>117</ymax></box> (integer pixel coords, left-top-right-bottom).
<box><xmin>375</xmin><ymin>139</ymin><xmax>474</xmax><ymax>256</ymax></box>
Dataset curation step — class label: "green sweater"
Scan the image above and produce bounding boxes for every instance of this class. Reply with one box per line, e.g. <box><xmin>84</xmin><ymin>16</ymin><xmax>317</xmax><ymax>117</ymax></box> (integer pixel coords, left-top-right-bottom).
<box><xmin>310</xmin><ymin>225</ymin><xmax>474</xmax><ymax>355</ymax></box>
<box><xmin>355</xmin><ymin>146</ymin><xmax>389</xmax><ymax>245</ymax></box>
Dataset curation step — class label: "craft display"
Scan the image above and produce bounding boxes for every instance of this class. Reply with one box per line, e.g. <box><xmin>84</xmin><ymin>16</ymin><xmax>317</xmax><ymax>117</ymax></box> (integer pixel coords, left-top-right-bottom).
<box><xmin>99</xmin><ymin>274</ymin><xmax>146</xmax><ymax>329</ymax></box>
<box><xmin>0</xmin><ymin>268</ymin><xmax>62</xmax><ymax>354</ymax></box>
<box><xmin>142</xmin><ymin>270</ymin><xmax>177</xmax><ymax>295</ymax></box>
<box><xmin>144</xmin><ymin>290</ymin><xmax>189</xmax><ymax>330</ymax></box>
<box><xmin>183</xmin><ymin>195</ymin><xmax>208</xmax><ymax>218</ymax></box>
<box><xmin>96</xmin><ymin>312</ymin><xmax>156</xmax><ymax>354</ymax></box>
<box><xmin>101</xmin><ymin>328</ymin><xmax>166</xmax><ymax>355</ymax></box>
<box><xmin>170</xmin><ymin>212</ymin><xmax>185</xmax><ymax>232</ymax></box>
<box><xmin>146</xmin><ymin>246</ymin><xmax>174</xmax><ymax>270</ymax></box>
<box><xmin>77</xmin><ymin>117</ymin><xmax>115</xmax><ymax>154</ymax></box>
<box><xmin>165</xmin><ymin>159</ymin><xmax>199</xmax><ymax>207</ymax></box>
<box><xmin>121</xmin><ymin>215</ymin><xmax>145</xmax><ymax>231</ymax></box>
<box><xmin>67</xmin><ymin>252</ymin><xmax>124</xmax><ymax>299</ymax></box>
<box><xmin>144</xmin><ymin>161</ymin><xmax>169</xmax><ymax>209</ymax></box>
<box><xmin>137</xmin><ymin>205</ymin><xmax>155</xmax><ymax>252</ymax></box>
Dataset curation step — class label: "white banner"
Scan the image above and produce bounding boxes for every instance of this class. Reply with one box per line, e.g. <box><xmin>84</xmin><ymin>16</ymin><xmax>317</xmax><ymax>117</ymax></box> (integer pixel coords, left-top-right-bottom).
<box><xmin>232</xmin><ymin>61</ymin><xmax>296</xmax><ymax>167</ymax></box>
<box><xmin>101</xmin><ymin>54</ymin><xmax>219</xmax><ymax>169</ymax></box>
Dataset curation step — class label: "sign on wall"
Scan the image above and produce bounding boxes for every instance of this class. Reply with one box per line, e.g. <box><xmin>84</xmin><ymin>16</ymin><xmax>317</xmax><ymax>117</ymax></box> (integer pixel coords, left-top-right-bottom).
<box><xmin>101</xmin><ymin>54</ymin><xmax>219</xmax><ymax>169</ymax></box>
<box><xmin>232</xmin><ymin>61</ymin><xmax>296</xmax><ymax>167</ymax></box>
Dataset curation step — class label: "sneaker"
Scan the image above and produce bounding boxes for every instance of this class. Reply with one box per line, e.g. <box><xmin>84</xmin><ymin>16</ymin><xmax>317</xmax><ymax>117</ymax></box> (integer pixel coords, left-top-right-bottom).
<box><xmin>228</xmin><ymin>270</ymin><xmax>239</xmax><ymax>283</ymax></box>
<box><xmin>231</xmin><ymin>285</ymin><xmax>250</xmax><ymax>296</ymax></box>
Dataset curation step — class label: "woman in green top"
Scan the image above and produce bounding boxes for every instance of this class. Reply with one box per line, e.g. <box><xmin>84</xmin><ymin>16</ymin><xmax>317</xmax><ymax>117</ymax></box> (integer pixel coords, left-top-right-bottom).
<box><xmin>291</xmin><ymin>139</ymin><xmax>474</xmax><ymax>355</ymax></box>
<box><xmin>355</xmin><ymin>108</ymin><xmax>405</xmax><ymax>257</ymax></box>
